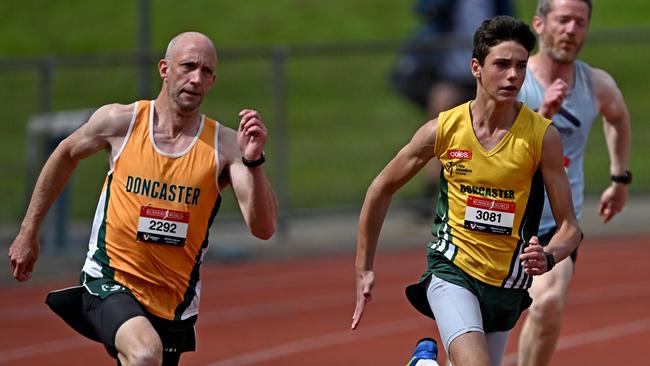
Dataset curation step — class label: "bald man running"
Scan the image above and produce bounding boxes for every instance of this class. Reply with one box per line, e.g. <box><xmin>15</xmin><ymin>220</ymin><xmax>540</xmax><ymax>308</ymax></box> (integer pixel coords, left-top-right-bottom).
<box><xmin>8</xmin><ymin>32</ymin><xmax>278</xmax><ymax>365</ymax></box>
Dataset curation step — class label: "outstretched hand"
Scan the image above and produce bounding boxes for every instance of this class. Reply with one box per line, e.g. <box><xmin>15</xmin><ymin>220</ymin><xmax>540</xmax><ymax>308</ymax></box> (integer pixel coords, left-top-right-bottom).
<box><xmin>598</xmin><ymin>183</ymin><xmax>627</xmax><ymax>223</ymax></box>
<box><xmin>519</xmin><ymin>236</ymin><xmax>550</xmax><ymax>276</ymax></box>
<box><xmin>8</xmin><ymin>232</ymin><xmax>40</xmax><ymax>282</ymax></box>
<box><xmin>236</xmin><ymin>109</ymin><xmax>267</xmax><ymax>161</ymax></box>
<box><xmin>351</xmin><ymin>269</ymin><xmax>375</xmax><ymax>330</ymax></box>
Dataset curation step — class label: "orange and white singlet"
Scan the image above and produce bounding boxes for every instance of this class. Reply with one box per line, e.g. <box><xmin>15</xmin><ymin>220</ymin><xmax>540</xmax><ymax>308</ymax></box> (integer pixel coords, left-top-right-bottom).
<box><xmin>431</xmin><ymin>102</ymin><xmax>551</xmax><ymax>289</ymax></box>
<box><xmin>82</xmin><ymin>100</ymin><xmax>222</xmax><ymax>320</ymax></box>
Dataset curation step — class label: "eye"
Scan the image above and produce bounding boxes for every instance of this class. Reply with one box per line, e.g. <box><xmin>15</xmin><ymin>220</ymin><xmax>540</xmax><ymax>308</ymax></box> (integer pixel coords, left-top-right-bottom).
<box><xmin>557</xmin><ymin>16</ymin><xmax>570</xmax><ymax>24</ymax></box>
<box><xmin>181</xmin><ymin>62</ymin><xmax>197</xmax><ymax>70</ymax></box>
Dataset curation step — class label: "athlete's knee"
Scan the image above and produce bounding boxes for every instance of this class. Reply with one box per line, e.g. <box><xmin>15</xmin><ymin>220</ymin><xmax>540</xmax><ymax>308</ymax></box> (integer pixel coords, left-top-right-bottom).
<box><xmin>529</xmin><ymin>290</ymin><xmax>566</xmax><ymax>322</ymax></box>
<box><xmin>119</xmin><ymin>342</ymin><xmax>163</xmax><ymax>366</ymax></box>
<box><xmin>115</xmin><ymin>317</ymin><xmax>164</xmax><ymax>366</ymax></box>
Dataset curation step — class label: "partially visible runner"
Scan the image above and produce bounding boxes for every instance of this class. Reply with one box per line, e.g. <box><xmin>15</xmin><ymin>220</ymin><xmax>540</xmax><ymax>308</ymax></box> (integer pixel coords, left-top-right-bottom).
<box><xmin>351</xmin><ymin>15</ymin><xmax>582</xmax><ymax>366</ymax></box>
<box><xmin>516</xmin><ymin>1</ymin><xmax>632</xmax><ymax>365</ymax></box>
<box><xmin>8</xmin><ymin>32</ymin><xmax>278</xmax><ymax>365</ymax></box>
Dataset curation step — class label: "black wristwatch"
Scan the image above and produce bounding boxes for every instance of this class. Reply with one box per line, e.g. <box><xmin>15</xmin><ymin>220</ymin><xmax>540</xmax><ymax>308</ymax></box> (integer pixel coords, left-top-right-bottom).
<box><xmin>544</xmin><ymin>251</ymin><xmax>556</xmax><ymax>271</ymax></box>
<box><xmin>242</xmin><ymin>152</ymin><xmax>266</xmax><ymax>168</ymax></box>
<box><xmin>610</xmin><ymin>170</ymin><xmax>632</xmax><ymax>185</ymax></box>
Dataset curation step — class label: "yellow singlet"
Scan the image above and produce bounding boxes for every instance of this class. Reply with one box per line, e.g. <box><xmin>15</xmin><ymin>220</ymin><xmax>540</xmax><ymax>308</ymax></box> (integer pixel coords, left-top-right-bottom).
<box><xmin>432</xmin><ymin>101</ymin><xmax>551</xmax><ymax>289</ymax></box>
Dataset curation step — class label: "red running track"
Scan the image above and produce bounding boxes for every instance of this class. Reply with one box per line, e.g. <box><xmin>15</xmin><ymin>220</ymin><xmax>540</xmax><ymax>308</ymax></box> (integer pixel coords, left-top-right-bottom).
<box><xmin>1</xmin><ymin>235</ymin><xmax>649</xmax><ymax>365</ymax></box>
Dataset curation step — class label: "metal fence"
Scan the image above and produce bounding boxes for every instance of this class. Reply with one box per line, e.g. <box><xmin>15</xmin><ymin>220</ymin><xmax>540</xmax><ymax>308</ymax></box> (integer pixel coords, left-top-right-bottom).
<box><xmin>1</xmin><ymin>28</ymin><xmax>649</xmax><ymax>243</ymax></box>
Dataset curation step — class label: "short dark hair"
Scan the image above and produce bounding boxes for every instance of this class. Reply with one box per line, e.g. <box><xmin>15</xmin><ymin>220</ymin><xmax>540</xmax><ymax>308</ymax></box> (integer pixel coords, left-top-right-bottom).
<box><xmin>536</xmin><ymin>0</ymin><xmax>592</xmax><ymax>20</ymax></box>
<box><xmin>472</xmin><ymin>15</ymin><xmax>537</xmax><ymax>65</ymax></box>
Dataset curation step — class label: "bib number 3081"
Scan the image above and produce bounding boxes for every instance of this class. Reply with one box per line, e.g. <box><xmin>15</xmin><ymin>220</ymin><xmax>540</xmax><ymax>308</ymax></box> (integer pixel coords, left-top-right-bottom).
<box><xmin>475</xmin><ymin>210</ymin><xmax>502</xmax><ymax>222</ymax></box>
<box><xmin>464</xmin><ymin>195</ymin><xmax>515</xmax><ymax>236</ymax></box>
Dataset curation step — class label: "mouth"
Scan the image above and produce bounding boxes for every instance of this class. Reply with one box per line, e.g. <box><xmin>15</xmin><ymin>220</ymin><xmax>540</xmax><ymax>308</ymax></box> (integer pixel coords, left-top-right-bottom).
<box><xmin>181</xmin><ymin>89</ymin><xmax>200</xmax><ymax>97</ymax></box>
<box><xmin>558</xmin><ymin>39</ymin><xmax>576</xmax><ymax>48</ymax></box>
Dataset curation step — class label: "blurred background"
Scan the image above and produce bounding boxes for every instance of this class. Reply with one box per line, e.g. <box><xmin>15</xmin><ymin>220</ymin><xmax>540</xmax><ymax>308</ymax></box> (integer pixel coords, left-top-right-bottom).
<box><xmin>0</xmin><ymin>0</ymin><xmax>648</xmax><ymax>272</ymax></box>
<box><xmin>0</xmin><ymin>0</ymin><xmax>648</xmax><ymax>243</ymax></box>
<box><xmin>1</xmin><ymin>1</ymin><xmax>649</xmax><ymax>365</ymax></box>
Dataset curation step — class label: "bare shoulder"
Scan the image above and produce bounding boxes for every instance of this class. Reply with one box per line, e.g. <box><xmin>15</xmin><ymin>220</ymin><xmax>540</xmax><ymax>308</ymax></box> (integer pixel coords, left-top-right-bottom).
<box><xmin>540</xmin><ymin>124</ymin><xmax>564</xmax><ymax>168</ymax></box>
<box><xmin>72</xmin><ymin>102</ymin><xmax>138</xmax><ymax>158</ymax></box>
<box><xmin>87</xmin><ymin>102</ymin><xmax>137</xmax><ymax>137</ymax></box>
<box><xmin>542</xmin><ymin>123</ymin><xmax>562</xmax><ymax>145</ymax></box>
<box><xmin>591</xmin><ymin>67</ymin><xmax>617</xmax><ymax>87</ymax></box>
<box><xmin>59</xmin><ymin>102</ymin><xmax>137</xmax><ymax>160</ymax></box>
<box><xmin>414</xmin><ymin>118</ymin><xmax>438</xmax><ymax>143</ymax></box>
<box><xmin>592</xmin><ymin>68</ymin><xmax>623</xmax><ymax>102</ymax></box>
<box><xmin>591</xmin><ymin>67</ymin><xmax>627</xmax><ymax>116</ymax></box>
<box><xmin>404</xmin><ymin>118</ymin><xmax>438</xmax><ymax>160</ymax></box>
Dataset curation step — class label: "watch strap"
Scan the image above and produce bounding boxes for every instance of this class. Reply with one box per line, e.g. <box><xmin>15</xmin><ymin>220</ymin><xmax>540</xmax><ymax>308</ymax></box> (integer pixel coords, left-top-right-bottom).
<box><xmin>544</xmin><ymin>251</ymin><xmax>556</xmax><ymax>271</ymax></box>
<box><xmin>610</xmin><ymin>170</ymin><xmax>632</xmax><ymax>184</ymax></box>
<box><xmin>242</xmin><ymin>152</ymin><xmax>266</xmax><ymax>168</ymax></box>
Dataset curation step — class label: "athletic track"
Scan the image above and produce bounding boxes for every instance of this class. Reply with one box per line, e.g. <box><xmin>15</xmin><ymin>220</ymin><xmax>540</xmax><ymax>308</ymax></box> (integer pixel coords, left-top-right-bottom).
<box><xmin>1</xmin><ymin>234</ymin><xmax>648</xmax><ymax>365</ymax></box>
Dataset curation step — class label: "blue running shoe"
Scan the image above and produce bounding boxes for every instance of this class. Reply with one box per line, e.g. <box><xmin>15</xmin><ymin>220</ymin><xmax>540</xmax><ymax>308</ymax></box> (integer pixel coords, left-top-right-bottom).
<box><xmin>405</xmin><ymin>338</ymin><xmax>439</xmax><ymax>366</ymax></box>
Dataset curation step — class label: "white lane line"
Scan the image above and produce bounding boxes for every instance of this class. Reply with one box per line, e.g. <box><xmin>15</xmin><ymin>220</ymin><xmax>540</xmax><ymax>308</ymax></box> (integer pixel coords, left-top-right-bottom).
<box><xmin>0</xmin><ymin>304</ymin><xmax>52</xmax><ymax>321</ymax></box>
<box><xmin>10</xmin><ymin>279</ymin><xmax>649</xmax><ymax>323</ymax></box>
<box><xmin>198</xmin><ymin>284</ymin><xmax>404</xmax><ymax>326</ymax></box>
<box><xmin>206</xmin><ymin>317</ymin><xmax>428</xmax><ymax>366</ymax></box>
<box><xmin>202</xmin><ymin>258</ymin><xmax>418</xmax><ymax>294</ymax></box>
<box><xmin>3</xmin><ymin>281</ymin><xmax>649</xmax><ymax>362</ymax></box>
<box><xmin>503</xmin><ymin>318</ymin><xmax>650</xmax><ymax>365</ymax></box>
<box><xmin>0</xmin><ymin>256</ymin><xmax>419</xmax><ymax>321</ymax></box>
<box><xmin>0</xmin><ymin>285</ymin><xmax>406</xmax><ymax>362</ymax></box>
<box><xmin>568</xmin><ymin>281</ymin><xmax>650</xmax><ymax>306</ymax></box>
<box><xmin>0</xmin><ymin>337</ymin><xmax>93</xmax><ymax>363</ymax></box>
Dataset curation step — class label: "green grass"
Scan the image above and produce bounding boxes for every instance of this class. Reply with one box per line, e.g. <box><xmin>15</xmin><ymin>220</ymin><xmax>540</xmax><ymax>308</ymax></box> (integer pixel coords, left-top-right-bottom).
<box><xmin>0</xmin><ymin>1</ymin><xmax>648</xmax><ymax>222</ymax></box>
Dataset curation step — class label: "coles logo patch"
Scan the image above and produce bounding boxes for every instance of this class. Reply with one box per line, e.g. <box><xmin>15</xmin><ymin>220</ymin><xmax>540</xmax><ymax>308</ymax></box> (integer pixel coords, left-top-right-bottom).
<box><xmin>447</xmin><ymin>149</ymin><xmax>472</xmax><ymax>160</ymax></box>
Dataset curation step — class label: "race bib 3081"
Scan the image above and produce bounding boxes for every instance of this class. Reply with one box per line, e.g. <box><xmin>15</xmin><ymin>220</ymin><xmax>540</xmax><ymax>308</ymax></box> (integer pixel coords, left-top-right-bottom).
<box><xmin>463</xmin><ymin>195</ymin><xmax>515</xmax><ymax>236</ymax></box>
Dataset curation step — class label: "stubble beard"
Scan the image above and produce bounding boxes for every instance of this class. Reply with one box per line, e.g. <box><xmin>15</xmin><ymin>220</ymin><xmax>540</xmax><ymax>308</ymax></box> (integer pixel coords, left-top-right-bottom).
<box><xmin>540</xmin><ymin>34</ymin><xmax>580</xmax><ymax>64</ymax></box>
<box><xmin>169</xmin><ymin>87</ymin><xmax>202</xmax><ymax>113</ymax></box>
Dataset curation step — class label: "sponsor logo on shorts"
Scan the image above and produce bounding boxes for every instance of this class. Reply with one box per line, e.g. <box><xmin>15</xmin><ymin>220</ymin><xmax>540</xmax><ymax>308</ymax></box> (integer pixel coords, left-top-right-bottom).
<box><xmin>101</xmin><ymin>284</ymin><xmax>126</xmax><ymax>292</ymax></box>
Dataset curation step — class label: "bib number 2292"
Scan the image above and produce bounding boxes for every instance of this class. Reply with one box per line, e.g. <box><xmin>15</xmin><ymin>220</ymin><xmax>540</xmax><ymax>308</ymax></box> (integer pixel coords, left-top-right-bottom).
<box><xmin>137</xmin><ymin>206</ymin><xmax>189</xmax><ymax>246</ymax></box>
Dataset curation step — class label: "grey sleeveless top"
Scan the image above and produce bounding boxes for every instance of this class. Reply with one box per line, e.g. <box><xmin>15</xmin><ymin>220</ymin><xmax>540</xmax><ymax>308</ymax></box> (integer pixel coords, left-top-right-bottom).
<box><xmin>517</xmin><ymin>60</ymin><xmax>598</xmax><ymax>235</ymax></box>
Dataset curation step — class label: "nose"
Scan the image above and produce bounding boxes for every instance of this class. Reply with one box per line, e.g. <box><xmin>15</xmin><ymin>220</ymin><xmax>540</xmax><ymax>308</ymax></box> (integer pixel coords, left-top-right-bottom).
<box><xmin>189</xmin><ymin>69</ymin><xmax>201</xmax><ymax>84</ymax></box>
<box><xmin>565</xmin><ymin>20</ymin><xmax>578</xmax><ymax>36</ymax></box>
<box><xmin>506</xmin><ymin>66</ymin><xmax>518</xmax><ymax>81</ymax></box>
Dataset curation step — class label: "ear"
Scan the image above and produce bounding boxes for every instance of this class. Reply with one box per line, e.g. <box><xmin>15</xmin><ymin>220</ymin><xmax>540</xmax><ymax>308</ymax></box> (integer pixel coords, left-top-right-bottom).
<box><xmin>158</xmin><ymin>59</ymin><xmax>169</xmax><ymax>80</ymax></box>
<box><xmin>532</xmin><ymin>15</ymin><xmax>545</xmax><ymax>35</ymax></box>
<box><xmin>471</xmin><ymin>58</ymin><xmax>481</xmax><ymax>79</ymax></box>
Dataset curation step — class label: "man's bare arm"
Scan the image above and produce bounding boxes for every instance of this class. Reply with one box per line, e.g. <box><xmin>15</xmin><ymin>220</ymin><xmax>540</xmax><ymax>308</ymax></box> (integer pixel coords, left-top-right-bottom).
<box><xmin>8</xmin><ymin>103</ymin><xmax>134</xmax><ymax>281</ymax></box>
<box><xmin>220</xmin><ymin>110</ymin><xmax>278</xmax><ymax>240</ymax></box>
<box><xmin>540</xmin><ymin>126</ymin><xmax>582</xmax><ymax>264</ymax></box>
<box><xmin>352</xmin><ymin>119</ymin><xmax>437</xmax><ymax>329</ymax></box>
<box><xmin>593</xmin><ymin>68</ymin><xmax>632</xmax><ymax>222</ymax></box>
